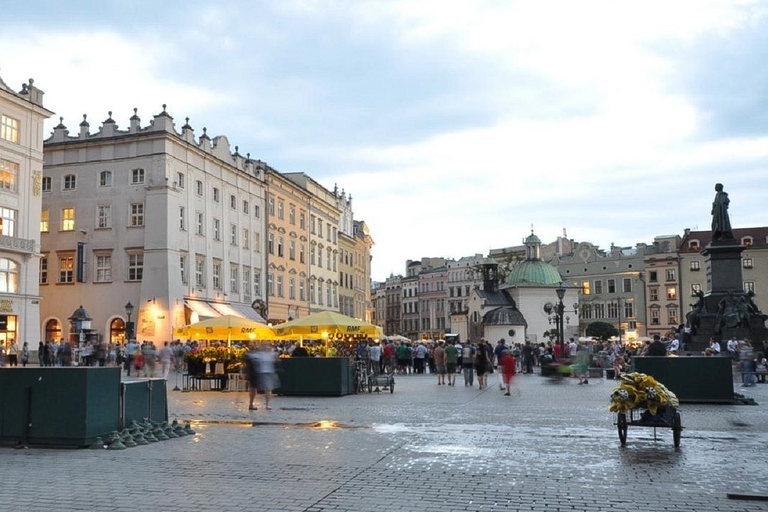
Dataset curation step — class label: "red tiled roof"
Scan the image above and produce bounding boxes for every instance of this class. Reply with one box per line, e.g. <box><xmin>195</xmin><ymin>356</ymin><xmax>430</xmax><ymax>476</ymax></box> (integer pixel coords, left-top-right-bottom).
<box><xmin>679</xmin><ymin>227</ymin><xmax>768</xmax><ymax>253</ymax></box>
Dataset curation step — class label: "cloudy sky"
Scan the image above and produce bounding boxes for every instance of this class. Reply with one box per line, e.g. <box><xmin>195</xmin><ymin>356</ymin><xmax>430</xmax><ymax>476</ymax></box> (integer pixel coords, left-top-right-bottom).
<box><xmin>3</xmin><ymin>1</ymin><xmax>768</xmax><ymax>281</ymax></box>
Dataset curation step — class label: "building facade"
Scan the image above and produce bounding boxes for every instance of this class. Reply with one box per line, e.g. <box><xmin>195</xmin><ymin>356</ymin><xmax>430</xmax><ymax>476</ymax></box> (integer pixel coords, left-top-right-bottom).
<box><xmin>643</xmin><ymin>235</ymin><xmax>682</xmax><ymax>340</ymax></box>
<box><xmin>338</xmin><ymin>231</ymin><xmax>356</xmax><ymax>318</ymax></box>
<box><xmin>418</xmin><ymin>266</ymin><xmax>448</xmax><ymax>339</ymax></box>
<box><xmin>284</xmin><ymin>173</ymin><xmax>340</xmax><ymax>315</ymax></box>
<box><xmin>0</xmin><ymin>76</ymin><xmax>52</xmax><ymax>351</ymax></box>
<box><xmin>401</xmin><ymin>275</ymin><xmax>419</xmax><ymax>339</ymax></box>
<box><xmin>42</xmin><ymin>108</ymin><xmax>267</xmax><ymax>345</ymax></box>
<box><xmin>446</xmin><ymin>254</ymin><xmax>485</xmax><ymax>328</ymax></box>
<box><xmin>264</xmin><ymin>169</ymin><xmax>311</xmax><ymax>323</ymax></box>
<box><xmin>678</xmin><ymin>227</ymin><xmax>768</xmax><ymax>324</ymax></box>
<box><xmin>552</xmin><ymin>240</ymin><xmax>648</xmax><ymax>342</ymax></box>
<box><xmin>352</xmin><ymin>220</ymin><xmax>374</xmax><ymax>322</ymax></box>
<box><xmin>371</xmin><ymin>281</ymin><xmax>386</xmax><ymax>331</ymax></box>
<box><xmin>384</xmin><ymin>274</ymin><xmax>402</xmax><ymax>336</ymax></box>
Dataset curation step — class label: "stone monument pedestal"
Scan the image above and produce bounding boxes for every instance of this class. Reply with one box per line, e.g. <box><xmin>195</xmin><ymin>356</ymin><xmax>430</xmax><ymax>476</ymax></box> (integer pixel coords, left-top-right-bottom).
<box><xmin>684</xmin><ymin>240</ymin><xmax>768</xmax><ymax>351</ymax></box>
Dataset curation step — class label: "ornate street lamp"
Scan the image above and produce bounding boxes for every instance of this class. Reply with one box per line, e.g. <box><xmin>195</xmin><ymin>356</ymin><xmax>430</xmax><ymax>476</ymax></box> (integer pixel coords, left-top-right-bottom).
<box><xmin>555</xmin><ymin>283</ymin><xmax>566</xmax><ymax>354</ymax></box>
<box><xmin>545</xmin><ymin>283</ymin><xmax>580</xmax><ymax>357</ymax></box>
<box><xmin>124</xmin><ymin>301</ymin><xmax>134</xmax><ymax>342</ymax></box>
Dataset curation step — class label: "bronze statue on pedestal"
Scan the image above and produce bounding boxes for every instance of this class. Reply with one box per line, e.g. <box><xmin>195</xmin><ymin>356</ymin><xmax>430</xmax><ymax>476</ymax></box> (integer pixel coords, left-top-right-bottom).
<box><xmin>711</xmin><ymin>183</ymin><xmax>734</xmax><ymax>241</ymax></box>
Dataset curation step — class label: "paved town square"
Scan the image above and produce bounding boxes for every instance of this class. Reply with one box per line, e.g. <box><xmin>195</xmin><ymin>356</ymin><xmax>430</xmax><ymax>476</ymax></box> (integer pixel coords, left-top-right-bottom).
<box><xmin>2</xmin><ymin>372</ymin><xmax>767</xmax><ymax>512</ymax></box>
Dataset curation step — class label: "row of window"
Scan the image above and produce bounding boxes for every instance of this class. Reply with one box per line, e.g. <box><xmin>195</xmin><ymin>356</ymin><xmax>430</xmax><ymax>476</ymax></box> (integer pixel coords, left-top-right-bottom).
<box><xmin>46</xmin><ymin>170</ymin><xmax>264</xmax><ymax>221</ymax></box>
<box><xmin>648</xmin><ymin>282</ymin><xmax>758</xmax><ymax>301</ymax></box>
<box><xmin>448</xmin><ymin>285</ymin><xmax>472</xmax><ymax>298</ymax></box>
<box><xmin>580</xmin><ymin>302</ymin><xmax>635</xmax><ymax>320</ymax></box>
<box><xmin>41</xmin><ymin>204</ymin><xmax>145</xmax><ymax>232</ymax></box>
<box><xmin>300</xmin><ymin>210</ymin><xmax>338</xmax><ymax>245</ymax></box>
<box><xmin>582</xmin><ymin>277</ymin><xmax>633</xmax><ymax>295</ymax></box>
<box><xmin>40</xmin><ymin>252</ymin><xmax>143</xmax><ymax>284</ymax></box>
<box><xmin>267</xmin><ymin>196</ymin><xmax>305</xmax><ymax>229</ymax></box>
<box><xmin>649</xmin><ymin>308</ymin><xmax>678</xmax><ymax>326</ymax></box>
<box><xmin>418</xmin><ymin>317</ymin><xmax>446</xmax><ymax>332</ymax></box>
<box><xmin>689</xmin><ymin>237</ymin><xmax>766</xmax><ymax>250</ymax></box>
<box><xmin>687</xmin><ymin>258</ymin><xmax>753</xmax><ymax>271</ymax></box>
<box><xmin>266</xmin><ymin>272</ymin><xmax>339</xmax><ymax>307</ymax></box>
<box><xmin>44</xmin><ymin>168</ymin><xmax>146</xmax><ymax>193</ymax></box>
<box><xmin>647</xmin><ymin>269</ymin><xmax>677</xmax><ymax>283</ymax></box>
<box><xmin>179</xmin><ymin>255</ymin><xmax>260</xmax><ymax>299</ymax></box>
<box><xmin>420</xmin><ymin>281</ymin><xmax>445</xmax><ymax>293</ymax></box>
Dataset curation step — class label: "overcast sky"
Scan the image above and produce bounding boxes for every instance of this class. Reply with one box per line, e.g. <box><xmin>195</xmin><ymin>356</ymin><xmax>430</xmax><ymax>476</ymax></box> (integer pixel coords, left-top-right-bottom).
<box><xmin>3</xmin><ymin>1</ymin><xmax>768</xmax><ymax>281</ymax></box>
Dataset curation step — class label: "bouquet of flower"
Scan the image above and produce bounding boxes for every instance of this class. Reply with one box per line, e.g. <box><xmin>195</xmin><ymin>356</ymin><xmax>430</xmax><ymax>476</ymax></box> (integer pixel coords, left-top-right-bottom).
<box><xmin>609</xmin><ymin>372</ymin><xmax>679</xmax><ymax>415</ymax></box>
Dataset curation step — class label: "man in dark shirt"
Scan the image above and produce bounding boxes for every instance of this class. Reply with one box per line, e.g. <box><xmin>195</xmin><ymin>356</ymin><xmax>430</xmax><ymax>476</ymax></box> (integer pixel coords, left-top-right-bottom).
<box><xmin>522</xmin><ymin>342</ymin><xmax>534</xmax><ymax>374</ymax></box>
<box><xmin>647</xmin><ymin>335</ymin><xmax>667</xmax><ymax>356</ymax></box>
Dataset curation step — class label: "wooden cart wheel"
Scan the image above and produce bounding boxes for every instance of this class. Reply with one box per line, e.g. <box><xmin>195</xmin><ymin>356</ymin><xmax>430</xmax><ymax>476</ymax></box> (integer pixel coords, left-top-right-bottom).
<box><xmin>673</xmin><ymin>411</ymin><xmax>682</xmax><ymax>448</ymax></box>
<box><xmin>617</xmin><ymin>412</ymin><xmax>628</xmax><ymax>445</ymax></box>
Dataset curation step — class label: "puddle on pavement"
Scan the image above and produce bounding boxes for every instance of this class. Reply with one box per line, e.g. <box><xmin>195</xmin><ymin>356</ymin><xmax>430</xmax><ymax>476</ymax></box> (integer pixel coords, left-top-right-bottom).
<box><xmin>189</xmin><ymin>419</ymin><xmax>365</xmax><ymax>429</ymax></box>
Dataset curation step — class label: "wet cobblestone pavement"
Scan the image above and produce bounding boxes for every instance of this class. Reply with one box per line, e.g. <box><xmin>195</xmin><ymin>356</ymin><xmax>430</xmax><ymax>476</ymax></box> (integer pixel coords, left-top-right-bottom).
<box><xmin>2</xmin><ymin>372</ymin><xmax>768</xmax><ymax>511</ymax></box>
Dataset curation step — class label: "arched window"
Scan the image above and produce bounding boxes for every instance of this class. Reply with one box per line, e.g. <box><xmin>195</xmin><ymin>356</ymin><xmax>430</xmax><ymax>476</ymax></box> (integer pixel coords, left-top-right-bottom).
<box><xmin>0</xmin><ymin>258</ymin><xmax>19</xmax><ymax>293</ymax></box>
<box><xmin>45</xmin><ymin>319</ymin><xmax>62</xmax><ymax>342</ymax></box>
<box><xmin>110</xmin><ymin>318</ymin><xmax>126</xmax><ymax>345</ymax></box>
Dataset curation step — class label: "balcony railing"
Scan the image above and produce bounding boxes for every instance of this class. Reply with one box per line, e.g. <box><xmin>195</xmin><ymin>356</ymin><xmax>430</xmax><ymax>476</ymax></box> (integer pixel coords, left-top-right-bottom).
<box><xmin>0</xmin><ymin>235</ymin><xmax>36</xmax><ymax>254</ymax></box>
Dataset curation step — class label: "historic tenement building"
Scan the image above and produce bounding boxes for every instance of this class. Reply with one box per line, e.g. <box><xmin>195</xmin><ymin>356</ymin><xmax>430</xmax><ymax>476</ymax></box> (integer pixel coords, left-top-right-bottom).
<box><xmin>551</xmin><ymin>239</ymin><xmax>648</xmax><ymax>342</ymax></box>
<box><xmin>42</xmin><ymin>108</ymin><xmax>269</xmax><ymax>345</ymax></box>
<box><xmin>643</xmin><ymin>235</ymin><xmax>683</xmax><ymax>340</ymax></box>
<box><xmin>0</xmin><ymin>75</ymin><xmax>52</xmax><ymax>351</ymax></box>
<box><xmin>679</xmin><ymin>227</ymin><xmax>768</xmax><ymax>321</ymax></box>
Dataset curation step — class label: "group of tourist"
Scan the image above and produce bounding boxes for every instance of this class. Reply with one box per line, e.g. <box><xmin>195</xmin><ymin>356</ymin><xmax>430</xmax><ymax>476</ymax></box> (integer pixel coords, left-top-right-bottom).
<box><xmin>121</xmin><ymin>339</ymin><xmax>180</xmax><ymax>379</ymax></box>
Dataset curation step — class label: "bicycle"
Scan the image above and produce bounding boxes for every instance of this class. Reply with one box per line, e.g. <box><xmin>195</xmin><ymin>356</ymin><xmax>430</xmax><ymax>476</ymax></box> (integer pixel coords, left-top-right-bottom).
<box><xmin>354</xmin><ymin>360</ymin><xmax>371</xmax><ymax>394</ymax></box>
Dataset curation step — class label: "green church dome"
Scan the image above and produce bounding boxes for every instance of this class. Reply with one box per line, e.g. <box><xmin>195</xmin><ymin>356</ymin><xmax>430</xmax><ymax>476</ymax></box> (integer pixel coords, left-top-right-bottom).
<box><xmin>506</xmin><ymin>260</ymin><xmax>562</xmax><ymax>286</ymax></box>
<box><xmin>523</xmin><ymin>232</ymin><xmax>542</xmax><ymax>245</ymax></box>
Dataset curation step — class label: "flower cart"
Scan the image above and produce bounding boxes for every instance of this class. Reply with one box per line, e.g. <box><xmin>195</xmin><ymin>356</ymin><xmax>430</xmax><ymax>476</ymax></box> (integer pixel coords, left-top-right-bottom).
<box><xmin>610</xmin><ymin>372</ymin><xmax>683</xmax><ymax>448</ymax></box>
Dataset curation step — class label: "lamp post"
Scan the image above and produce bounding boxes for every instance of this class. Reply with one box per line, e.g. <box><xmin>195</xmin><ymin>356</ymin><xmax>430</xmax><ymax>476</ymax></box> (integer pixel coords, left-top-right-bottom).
<box><xmin>544</xmin><ymin>283</ymin><xmax>580</xmax><ymax>357</ymax></box>
<box><xmin>610</xmin><ymin>298</ymin><xmax>624</xmax><ymax>346</ymax></box>
<box><xmin>555</xmin><ymin>284</ymin><xmax>566</xmax><ymax>355</ymax></box>
<box><xmin>125</xmin><ymin>301</ymin><xmax>134</xmax><ymax>343</ymax></box>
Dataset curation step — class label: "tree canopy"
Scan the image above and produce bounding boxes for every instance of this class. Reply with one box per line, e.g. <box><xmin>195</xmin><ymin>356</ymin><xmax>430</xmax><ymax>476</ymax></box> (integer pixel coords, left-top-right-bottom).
<box><xmin>585</xmin><ymin>321</ymin><xmax>618</xmax><ymax>341</ymax></box>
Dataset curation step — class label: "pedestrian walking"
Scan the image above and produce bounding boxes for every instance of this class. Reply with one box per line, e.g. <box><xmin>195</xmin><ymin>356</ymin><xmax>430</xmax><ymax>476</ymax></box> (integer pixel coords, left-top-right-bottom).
<box><xmin>494</xmin><ymin>339</ymin><xmax>507</xmax><ymax>390</ymax></box>
<box><xmin>7</xmin><ymin>340</ymin><xmax>18</xmax><ymax>367</ymax></box>
<box><xmin>143</xmin><ymin>342</ymin><xmax>157</xmax><ymax>378</ymax></box>
<box><xmin>132</xmin><ymin>346</ymin><xmax>145</xmax><ymax>377</ymax></box>
<box><xmin>475</xmin><ymin>341</ymin><xmax>493</xmax><ymax>390</ymax></box>
<box><xmin>20</xmin><ymin>342</ymin><xmax>30</xmax><ymax>367</ymax></box>
<box><xmin>500</xmin><ymin>349</ymin><xmax>517</xmax><ymax>396</ymax></box>
<box><xmin>125</xmin><ymin>339</ymin><xmax>138</xmax><ymax>376</ymax></box>
<box><xmin>245</xmin><ymin>342</ymin><xmax>278</xmax><ymax>410</ymax></box>
<box><xmin>159</xmin><ymin>341</ymin><xmax>174</xmax><ymax>379</ymax></box>
<box><xmin>461</xmin><ymin>341</ymin><xmax>475</xmax><ymax>386</ymax></box>
<box><xmin>414</xmin><ymin>341</ymin><xmax>428</xmax><ymax>374</ymax></box>
<box><xmin>444</xmin><ymin>341</ymin><xmax>458</xmax><ymax>386</ymax></box>
<box><xmin>433</xmin><ymin>340</ymin><xmax>446</xmax><ymax>385</ymax></box>
<box><xmin>368</xmin><ymin>341</ymin><xmax>381</xmax><ymax>376</ymax></box>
